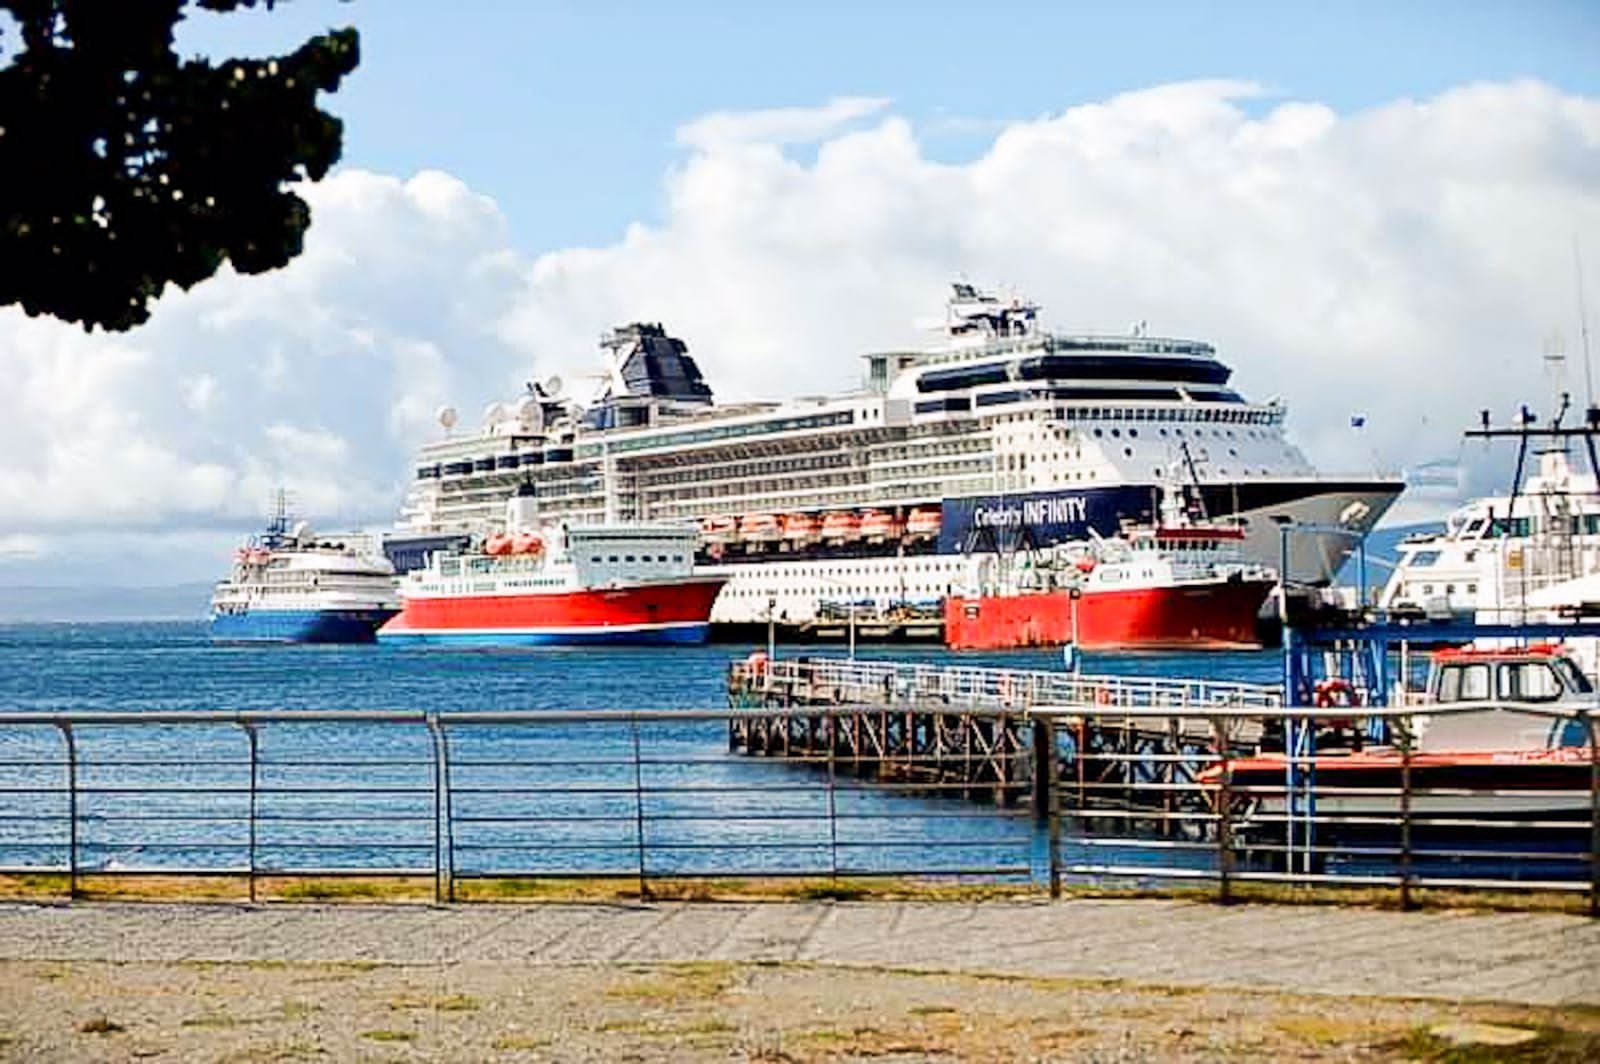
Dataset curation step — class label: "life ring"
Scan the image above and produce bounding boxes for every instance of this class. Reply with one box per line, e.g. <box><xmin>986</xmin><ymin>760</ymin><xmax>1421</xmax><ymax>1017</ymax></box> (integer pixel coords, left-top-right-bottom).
<box><xmin>1313</xmin><ymin>679</ymin><xmax>1357</xmax><ymax>708</ymax></box>
<box><xmin>1094</xmin><ymin>686</ymin><xmax>1114</xmax><ymax>706</ymax></box>
<box><xmin>745</xmin><ymin>650</ymin><xmax>769</xmax><ymax>680</ymax></box>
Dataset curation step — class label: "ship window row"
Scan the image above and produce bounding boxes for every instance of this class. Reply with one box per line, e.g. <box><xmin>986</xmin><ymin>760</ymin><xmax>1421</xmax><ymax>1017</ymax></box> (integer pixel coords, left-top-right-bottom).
<box><xmin>604</xmin><ymin>411</ymin><xmax>856</xmax><ymax>455</ymax></box>
<box><xmin>1052</xmin><ymin>405</ymin><xmax>1281</xmax><ymax>426</ymax></box>
<box><xmin>641</xmin><ymin>451</ymin><xmax>852</xmax><ymax>488</ymax></box>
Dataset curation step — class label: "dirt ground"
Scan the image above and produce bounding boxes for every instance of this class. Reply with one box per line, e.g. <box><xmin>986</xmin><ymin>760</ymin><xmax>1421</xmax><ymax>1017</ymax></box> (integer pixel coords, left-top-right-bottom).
<box><xmin>2</xmin><ymin>958</ymin><xmax>1597</xmax><ymax>1063</ymax></box>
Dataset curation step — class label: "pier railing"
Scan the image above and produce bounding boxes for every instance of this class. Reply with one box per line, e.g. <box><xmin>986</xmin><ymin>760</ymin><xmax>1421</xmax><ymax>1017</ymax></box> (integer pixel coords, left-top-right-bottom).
<box><xmin>745</xmin><ymin>656</ymin><xmax>1283</xmax><ymax>712</ymax></box>
<box><xmin>0</xmin><ymin>695</ymin><xmax>1593</xmax><ymax>914</ymax></box>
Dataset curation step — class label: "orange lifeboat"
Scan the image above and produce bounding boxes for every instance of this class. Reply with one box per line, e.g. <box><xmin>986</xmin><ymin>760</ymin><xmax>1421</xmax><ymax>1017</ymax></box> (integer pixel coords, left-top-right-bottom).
<box><xmin>739</xmin><ymin>513</ymin><xmax>782</xmax><ymax>543</ymax></box>
<box><xmin>781</xmin><ymin>513</ymin><xmax>818</xmax><ymax>543</ymax></box>
<box><xmin>859</xmin><ymin>509</ymin><xmax>904</xmax><ymax>542</ymax></box>
<box><xmin>700</xmin><ymin>514</ymin><xmax>737</xmax><ymax>543</ymax></box>
<box><xmin>511</xmin><ymin>532</ymin><xmax>544</xmax><ymax>555</ymax></box>
<box><xmin>906</xmin><ymin>506</ymin><xmax>942</xmax><ymax>539</ymax></box>
<box><xmin>820</xmin><ymin>511</ymin><xmax>861</xmax><ymax>541</ymax></box>
<box><xmin>485</xmin><ymin>533</ymin><xmax>514</xmax><ymax>556</ymax></box>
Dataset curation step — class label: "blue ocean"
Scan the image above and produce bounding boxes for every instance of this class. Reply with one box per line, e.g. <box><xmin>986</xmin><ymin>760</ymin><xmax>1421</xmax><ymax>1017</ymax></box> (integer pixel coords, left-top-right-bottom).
<box><xmin>0</xmin><ymin>623</ymin><xmax>1278</xmax><ymax>881</ymax></box>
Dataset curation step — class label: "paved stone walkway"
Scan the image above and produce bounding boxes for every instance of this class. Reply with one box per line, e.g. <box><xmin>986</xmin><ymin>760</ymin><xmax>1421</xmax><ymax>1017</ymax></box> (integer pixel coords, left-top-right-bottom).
<box><xmin>2</xmin><ymin>899</ymin><xmax>1595</xmax><ymax>1006</ymax></box>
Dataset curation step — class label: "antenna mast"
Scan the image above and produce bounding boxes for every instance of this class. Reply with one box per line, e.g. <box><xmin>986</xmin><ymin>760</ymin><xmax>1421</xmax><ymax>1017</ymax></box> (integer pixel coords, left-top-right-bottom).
<box><xmin>1577</xmin><ymin>236</ymin><xmax>1596</xmax><ymax>422</ymax></box>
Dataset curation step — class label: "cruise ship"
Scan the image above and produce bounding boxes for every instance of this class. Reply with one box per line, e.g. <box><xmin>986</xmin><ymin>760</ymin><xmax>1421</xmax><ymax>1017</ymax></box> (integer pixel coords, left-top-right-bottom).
<box><xmin>386</xmin><ymin>283</ymin><xmax>1401</xmax><ymax>629</ymax></box>
<box><xmin>211</xmin><ymin>501</ymin><xmax>401</xmax><ymax>643</ymax></box>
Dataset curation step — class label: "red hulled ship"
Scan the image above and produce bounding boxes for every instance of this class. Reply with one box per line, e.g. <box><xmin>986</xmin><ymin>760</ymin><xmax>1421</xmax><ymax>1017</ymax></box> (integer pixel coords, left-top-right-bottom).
<box><xmin>944</xmin><ymin>516</ymin><xmax>1276</xmax><ymax>651</ymax></box>
<box><xmin>379</xmin><ymin>484</ymin><xmax>726</xmax><ymax>646</ymax></box>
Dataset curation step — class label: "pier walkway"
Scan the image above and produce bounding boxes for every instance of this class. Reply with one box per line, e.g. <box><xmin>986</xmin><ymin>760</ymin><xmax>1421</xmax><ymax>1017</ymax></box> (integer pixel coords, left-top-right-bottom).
<box><xmin>2</xmin><ymin>898</ymin><xmax>1595</xmax><ymax>1006</ymax></box>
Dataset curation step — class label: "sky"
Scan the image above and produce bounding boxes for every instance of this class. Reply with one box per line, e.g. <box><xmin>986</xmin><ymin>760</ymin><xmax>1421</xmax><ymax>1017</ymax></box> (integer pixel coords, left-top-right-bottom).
<box><xmin>1</xmin><ymin>0</ymin><xmax>1599</xmax><ymax>590</ymax></box>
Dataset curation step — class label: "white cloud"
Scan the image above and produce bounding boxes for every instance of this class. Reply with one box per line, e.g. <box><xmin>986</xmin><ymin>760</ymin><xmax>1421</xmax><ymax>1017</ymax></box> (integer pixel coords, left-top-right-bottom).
<box><xmin>2</xmin><ymin>79</ymin><xmax>1598</xmax><ymax>588</ymax></box>
<box><xmin>0</xmin><ymin>169</ymin><xmax>533</xmax><ymax>558</ymax></box>
<box><xmin>676</xmin><ymin>95</ymin><xmax>891</xmax><ymax>149</ymax></box>
<box><xmin>504</xmin><ymin>78</ymin><xmax>1600</xmax><ymax>486</ymax></box>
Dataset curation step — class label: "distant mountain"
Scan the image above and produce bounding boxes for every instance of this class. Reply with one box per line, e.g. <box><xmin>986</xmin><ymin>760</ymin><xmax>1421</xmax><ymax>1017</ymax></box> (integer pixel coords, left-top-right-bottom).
<box><xmin>0</xmin><ymin>583</ymin><xmax>212</xmax><ymax>623</ymax></box>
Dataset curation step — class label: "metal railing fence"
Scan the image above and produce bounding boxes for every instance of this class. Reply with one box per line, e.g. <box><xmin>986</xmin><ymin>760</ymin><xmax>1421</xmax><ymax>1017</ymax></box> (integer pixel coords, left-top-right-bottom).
<box><xmin>0</xmin><ymin>702</ymin><xmax>1592</xmax><ymax>912</ymax></box>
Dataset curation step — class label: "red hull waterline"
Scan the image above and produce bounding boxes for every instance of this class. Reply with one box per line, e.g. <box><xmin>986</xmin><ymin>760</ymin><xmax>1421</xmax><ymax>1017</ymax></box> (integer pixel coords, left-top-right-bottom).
<box><xmin>944</xmin><ymin>578</ymin><xmax>1275</xmax><ymax>651</ymax></box>
<box><xmin>378</xmin><ymin>578</ymin><xmax>728</xmax><ymax>646</ymax></box>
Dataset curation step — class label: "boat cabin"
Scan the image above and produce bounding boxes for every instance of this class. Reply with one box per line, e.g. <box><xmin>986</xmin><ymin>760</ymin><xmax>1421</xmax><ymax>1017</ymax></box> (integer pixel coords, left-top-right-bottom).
<box><xmin>1418</xmin><ymin>644</ymin><xmax>1592</xmax><ymax>752</ymax></box>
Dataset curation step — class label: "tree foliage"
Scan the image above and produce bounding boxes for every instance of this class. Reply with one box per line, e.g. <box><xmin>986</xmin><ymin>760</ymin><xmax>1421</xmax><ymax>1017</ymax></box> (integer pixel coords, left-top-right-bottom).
<box><xmin>0</xmin><ymin>0</ymin><xmax>359</xmax><ymax>331</ymax></box>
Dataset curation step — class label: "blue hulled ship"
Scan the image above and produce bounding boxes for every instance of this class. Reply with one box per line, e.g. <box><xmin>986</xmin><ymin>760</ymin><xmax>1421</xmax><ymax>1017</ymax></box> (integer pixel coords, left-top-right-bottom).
<box><xmin>209</xmin><ymin>500</ymin><xmax>400</xmax><ymax>644</ymax></box>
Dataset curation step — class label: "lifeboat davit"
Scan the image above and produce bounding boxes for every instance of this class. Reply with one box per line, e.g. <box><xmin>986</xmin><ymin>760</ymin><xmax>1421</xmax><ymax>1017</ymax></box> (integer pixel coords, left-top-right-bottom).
<box><xmin>906</xmin><ymin>506</ymin><xmax>942</xmax><ymax>539</ymax></box>
<box><xmin>781</xmin><ymin>513</ymin><xmax>818</xmax><ymax>542</ymax></box>
<box><xmin>485</xmin><ymin>533</ymin><xmax>514</xmax><ymax>556</ymax></box>
<box><xmin>511</xmin><ymin>532</ymin><xmax>544</xmax><ymax>555</ymax></box>
<box><xmin>739</xmin><ymin>513</ymin><xmax>782</xmax><ymax>543</ymax></box>
<box><xmin>820</xmin><ymin>511</ymin><xmax>861</xmax><ymax>541</ymax></box>
<box><xmin>859</xmin><ymin>509</ymin><xmax>904</xmax><ymax>542</ymax></box>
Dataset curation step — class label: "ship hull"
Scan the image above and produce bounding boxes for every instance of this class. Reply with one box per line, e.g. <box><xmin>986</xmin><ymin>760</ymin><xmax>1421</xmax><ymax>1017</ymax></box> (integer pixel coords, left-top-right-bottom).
<box><xmin>210</xmin><ymin>607</ymin><xmax>397</xmax><ymax>644</ymax></box>
<box><xmin>377</xmin><ymin>578</ymin><xmax>727</xmax><ymax>647</ymax></box>
<box><xmin>944</xmin><ymin>577</ymin><xmax>1275</xmax><ymax>651</ymax></box>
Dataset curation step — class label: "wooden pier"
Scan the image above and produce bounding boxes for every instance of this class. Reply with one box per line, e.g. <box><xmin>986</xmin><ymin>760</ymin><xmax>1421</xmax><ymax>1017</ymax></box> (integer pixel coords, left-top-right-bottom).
<box><xmin>727</xmin><ymin>655</ymin><xmax>1281</xmax><ymax>819</ymax></box>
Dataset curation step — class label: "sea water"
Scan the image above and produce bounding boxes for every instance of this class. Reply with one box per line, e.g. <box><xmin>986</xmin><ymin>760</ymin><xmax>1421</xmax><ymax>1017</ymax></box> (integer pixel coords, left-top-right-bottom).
<box><xmin>0</xmin><ymin>623</ymin><xmax>1279</xmax><ymax>879</ymax></box>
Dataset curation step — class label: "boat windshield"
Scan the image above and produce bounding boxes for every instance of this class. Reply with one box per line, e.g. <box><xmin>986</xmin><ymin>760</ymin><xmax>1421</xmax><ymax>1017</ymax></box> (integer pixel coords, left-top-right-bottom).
<box><xmin>1553</xmin><ymin>657</ymin><xmax>1594</xmax><ymax>695</ymax></box>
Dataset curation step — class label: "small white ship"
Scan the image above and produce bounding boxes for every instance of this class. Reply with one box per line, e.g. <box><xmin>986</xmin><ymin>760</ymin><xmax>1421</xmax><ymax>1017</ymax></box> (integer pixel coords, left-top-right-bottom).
<box><xmin>210</xmin><ymin>498</ymin><xmax>400</xmax><ymax>643</ymax></box>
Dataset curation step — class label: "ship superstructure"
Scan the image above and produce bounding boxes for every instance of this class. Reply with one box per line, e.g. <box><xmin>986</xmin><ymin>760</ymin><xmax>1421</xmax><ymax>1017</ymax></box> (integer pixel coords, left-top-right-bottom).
<box><xmin>1380</xmin><ymin>406</ymin><xmax>1600</xmax><ymax>623</ymax></box>
<box><xmin>390</xmin><ymin>284</ymin><xmax>1400</xmax><ymax>627</ymax></box>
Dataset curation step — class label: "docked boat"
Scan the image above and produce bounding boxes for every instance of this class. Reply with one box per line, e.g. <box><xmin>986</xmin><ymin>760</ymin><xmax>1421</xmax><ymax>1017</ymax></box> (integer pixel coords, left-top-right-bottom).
<box><xmin>1213</xmin><ymin>644</ymin><xmax>1593</xmax><ymax>858</ymax></box>
<box><xmin>944</xmin><ymin>489</ymin><xmax>1277</xmax><ymax>651</ymax></box>
<box><xmin>386</xmin><ymin>282</ymin><xmax>1398</xmax><ymax>631</ymax></box>
<box><xmin>210</xmin><ymin>499</ymin><xmax>399</xmax><ymax>643</ymax></box>
<box><xmin>377</xmin><ymin>484</ymin><xmax>726</xmax><ymax>646</ymax></box>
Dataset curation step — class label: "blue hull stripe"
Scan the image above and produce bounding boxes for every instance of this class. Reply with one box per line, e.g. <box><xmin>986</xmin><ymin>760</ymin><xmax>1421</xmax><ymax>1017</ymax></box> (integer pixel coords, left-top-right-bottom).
<box><xmin>210</xmin><ymin>608</ymin><xmax>397</xmax><ymax>644</ymax></box>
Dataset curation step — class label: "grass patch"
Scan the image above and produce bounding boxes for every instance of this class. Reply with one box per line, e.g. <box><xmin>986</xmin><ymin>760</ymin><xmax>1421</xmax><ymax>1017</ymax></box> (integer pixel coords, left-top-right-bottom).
<box><xmin>277</xmin><ymin>1001</ymin><xmax>320</xmax><ymax>1020</ymax></box>
<box><xmin>0</xmin><ymin>866</ymin><xmax>1582</xmax><ymax>912</ymax></box>
<box><xmin>1275</xmin><ymin>1014</ymin><xmax>1390</xmax><ymax>1046</ymax></box>
<box><xmin>389</xmin><ymin>992</ymin><xmax>480</xmax><ymax>1013</ymax></box>
<box><xmin>0</xmin><ymin>873</ymin><xmax>69</xmax><ymax>899</ymax></box>
<box><xmin>908</xmin><ymin>1004</ymin><xmax>959</xmax><ymax>1016</ymax></box>
<box><xmin>359</xmin><ymin>1029</ymin><xmax>415</xmax><ymax>1043</ymax></box>
<box><xmin>216</xmin><ymin>1041</ymin><xmax>322</xmax><ymax>1063</ymax></box>
<box><xmin>78</xmin><ymin>1016</ymin><xmax>124</xmax><ymax>1035</ymax></box>
<box><xmin>491</xmin><ymin>1034</ymin><xmax>551</xmax><ymax>1051</ymax></box>
<box><xmin>270</xmin><ymin>877</ymin><xmax>431</xmax><ymax>902</ymax></box>
<box><xmin>605</xmin><ymin>962</ymin><xmax>737</xmax><ymax>1003</ymax></box>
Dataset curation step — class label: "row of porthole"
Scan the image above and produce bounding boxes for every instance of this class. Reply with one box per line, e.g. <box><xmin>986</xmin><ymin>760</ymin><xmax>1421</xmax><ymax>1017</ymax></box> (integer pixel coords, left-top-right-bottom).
<box><xmin>1092</xmin><ymin>426</ymin><xmax>1265</xmax><ymax>441</ymax></box>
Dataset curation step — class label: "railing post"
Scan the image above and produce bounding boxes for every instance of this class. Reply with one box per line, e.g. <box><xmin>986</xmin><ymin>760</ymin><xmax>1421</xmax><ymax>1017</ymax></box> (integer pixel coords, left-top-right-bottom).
<box><xmin>1032</xmin><ymin>717</ymin><xmax>1062</xmax><ymax>899</ymax></box>
<box><xmin>826</xmin><ymin>709</ymin><xmax>839</xmax><ymax>883</ymax></box>
<box><xmin>243</xmin><ymin>723</ymin><xmax>259</xmax><ymax>905</ymax></box>
<box><xmin>631</xmin><ymin>714</ymin><xmax>651</xmax><ymax>901</ymax></box>
<box><xmin>425</xmin><ymin>716</ymin><xmax>447</xmax><ymax>906</ymax></box>
<box><xmin>1588</xmin><ymin>712</ymin><xmax>1598</xmax><ymax>920</ymax></box>
<box><xmin>1398</xmin><ymin>714</ymin><xmax>1414</xmax><ymax>912</ymax></box>
<box><xmin>1211</xmin><ymin>716</ymin><xmax>1234</xmax><ymax>906</ymax></box>
<box><xmin>57</xmin><ymin>724</ymin><xmax>76</xmax><ymax>902</ymax></box>
<box><xmin>433</xmin><ymin>718</ymin><xmax>455</xmax><ymax>904</ymax></box>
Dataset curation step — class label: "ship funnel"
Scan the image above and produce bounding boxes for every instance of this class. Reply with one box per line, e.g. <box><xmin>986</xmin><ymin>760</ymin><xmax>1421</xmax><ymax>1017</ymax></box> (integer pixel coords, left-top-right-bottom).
<box><xmin>506</xmin><ymin>480</ymin><xmax>540</xmax><ymax>533</ymax></box>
